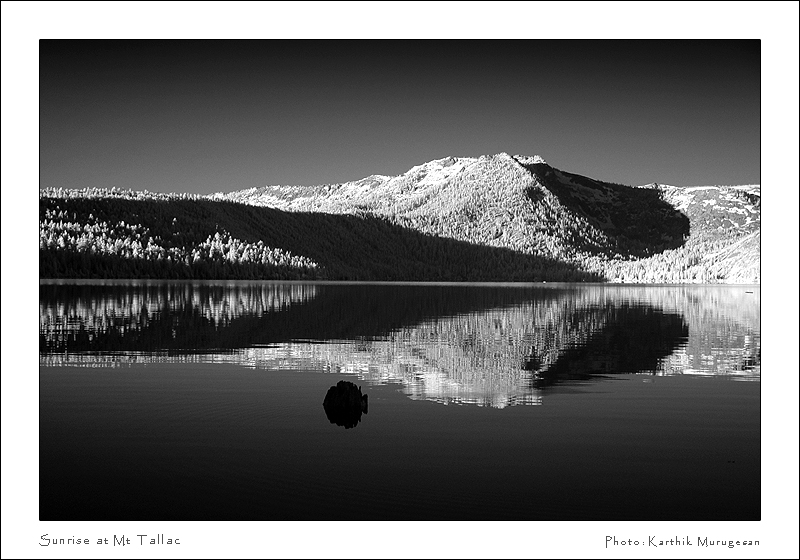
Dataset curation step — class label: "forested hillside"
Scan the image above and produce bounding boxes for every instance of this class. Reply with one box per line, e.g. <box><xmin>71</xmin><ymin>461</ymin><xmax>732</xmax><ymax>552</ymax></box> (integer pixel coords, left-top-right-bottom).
<box><xmin>39</xmin><ymin>154</ymin><xmax>760</xmax><ymax>282</ymax></box>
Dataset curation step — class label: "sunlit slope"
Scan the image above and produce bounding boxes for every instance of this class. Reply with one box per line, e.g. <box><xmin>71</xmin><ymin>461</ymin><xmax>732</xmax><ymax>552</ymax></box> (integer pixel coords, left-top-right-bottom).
<box><xmin>220</xmin><ymin>154</ymin><xmax>635</xmax><ymax>260</ymax></box>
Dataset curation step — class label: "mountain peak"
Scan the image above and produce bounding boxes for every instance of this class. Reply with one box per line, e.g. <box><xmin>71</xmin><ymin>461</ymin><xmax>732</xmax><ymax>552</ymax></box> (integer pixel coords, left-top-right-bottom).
<box><xmin>513</xmin><ymin>154</ymin><xmax>547</xmax><ymax>166</ymax></box>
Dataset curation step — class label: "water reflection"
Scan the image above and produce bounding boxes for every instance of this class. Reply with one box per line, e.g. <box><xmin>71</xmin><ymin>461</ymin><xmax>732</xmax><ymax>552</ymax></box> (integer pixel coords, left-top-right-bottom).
<box><xmin>527</xmin><ymin>304</ymin><xmax>688</xmax><ymax>388</ymax></box>
<box><xmin>39</xmin><ymin>281</ymin><xmax>318</xmax><ymax>354</ymax></box>
<box><xmin>216</xmin><ymin>301</ymin><xmax>686</xmax><ymax>407</ymax></box>
<box><xmin>40</xmin><ymin>282</ymin><xmax>760</xmax><ymax>408</ymax></box>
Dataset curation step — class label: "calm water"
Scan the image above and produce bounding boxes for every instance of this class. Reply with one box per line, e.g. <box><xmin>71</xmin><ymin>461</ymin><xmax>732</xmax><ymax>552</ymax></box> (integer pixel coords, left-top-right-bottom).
<box><xmin>39</xmin><ymin>281</ymin><xmax>760</xmax><ymax>520</ymax></box>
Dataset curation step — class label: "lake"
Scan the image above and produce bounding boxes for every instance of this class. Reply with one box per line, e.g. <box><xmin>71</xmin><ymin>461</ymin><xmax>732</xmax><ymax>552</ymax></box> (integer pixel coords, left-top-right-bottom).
<box><xmin>39</xmin><ymin>281</ymin><xmax>760</xmax><ymax>520</ymax></box>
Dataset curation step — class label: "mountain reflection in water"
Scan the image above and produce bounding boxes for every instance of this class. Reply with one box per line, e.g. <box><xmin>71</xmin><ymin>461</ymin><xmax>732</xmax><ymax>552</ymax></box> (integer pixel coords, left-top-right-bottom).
<box><xmin>40</xmin><ymin>282</ymin><xmax>760</xmax><ymax>408</ymax></box>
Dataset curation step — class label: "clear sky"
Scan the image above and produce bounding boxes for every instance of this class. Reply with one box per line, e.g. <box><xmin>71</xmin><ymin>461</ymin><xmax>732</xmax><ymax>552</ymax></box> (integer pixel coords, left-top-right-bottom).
<box><xmin>39</xmin><ymin>39</ymin><xmax>760</xmax><ymax>194</ymax></box>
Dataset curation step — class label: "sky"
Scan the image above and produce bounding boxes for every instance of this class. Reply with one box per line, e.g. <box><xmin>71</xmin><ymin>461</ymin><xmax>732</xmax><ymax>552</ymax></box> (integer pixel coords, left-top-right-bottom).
<box><xmin>39</xmin><ymin>39</ymin><xmax>761</xmax><ymax>194</ymax></box>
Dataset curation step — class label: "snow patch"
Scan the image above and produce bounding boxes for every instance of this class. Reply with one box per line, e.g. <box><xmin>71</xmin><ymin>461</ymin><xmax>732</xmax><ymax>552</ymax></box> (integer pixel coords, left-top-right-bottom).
<box><xmin>665</xmin><ymin>191</ymin><xmax>694</xmax><ymax>211</ymax></box>
<box><xmin>400</xmin><ymin>156</ymin><xmax>477</xmax><ymax>189</ymax></box>
<box><xmin>552</xmin><ymin>169</ymin><xmax>609</xmax><ymax>202</ymax></box>
<box><xmin>513</xmin><ymin>154</ymin><xmax>547</xmax><ymax>166</ymax></box>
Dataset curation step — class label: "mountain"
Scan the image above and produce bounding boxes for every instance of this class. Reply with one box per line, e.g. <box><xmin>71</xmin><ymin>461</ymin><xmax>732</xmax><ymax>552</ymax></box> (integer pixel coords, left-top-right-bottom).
<box><xmin>39</xmin><ymin>153</ymin><xmax>760</xmax><ymax>282</ymax></box>
<box><xmin>212</xmin><ymin>153</ymin><xmax>760</xmax><ymax>282</ymax></box>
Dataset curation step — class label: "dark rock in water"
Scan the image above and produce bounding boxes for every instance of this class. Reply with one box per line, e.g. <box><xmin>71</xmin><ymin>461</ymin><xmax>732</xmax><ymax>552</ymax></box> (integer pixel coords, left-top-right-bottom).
<box><xmin>323</xmin><ymin>380</ymin><xmax>369</xmax><ymax>429</ymax></box>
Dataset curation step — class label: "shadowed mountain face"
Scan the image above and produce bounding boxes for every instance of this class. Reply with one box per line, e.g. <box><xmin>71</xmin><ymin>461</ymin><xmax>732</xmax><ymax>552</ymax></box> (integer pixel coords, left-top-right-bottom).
<box><xmin>41</xmin><ymin>282</ymin><xmax>758</xmax><ymax>407</ymax></box>
<box><xmin>518</xmin><ymin>159</ymin><xmax>691</xmax><ymax>256</ymax></box>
